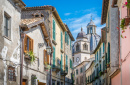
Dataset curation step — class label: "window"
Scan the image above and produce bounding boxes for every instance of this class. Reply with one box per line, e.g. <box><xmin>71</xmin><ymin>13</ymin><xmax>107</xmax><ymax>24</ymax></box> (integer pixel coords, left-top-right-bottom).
<box><xmin>107</xmin><ymin>43</ymin><xmax>110</xmax><ymax>63</ymax></box>
<box><xmin>31</xmin><ymin>75</ymin><xmax>36</xmax><ymax>85</ymax></box>
<box><xmin>53</xmin><ymin>47</ymin><xmax>55</xmax><ymax>67</ymax></box>
<box><xmin>53</xmin><ymin>19</ymin><xmax>56</xmax><ymax>40</ymax></box>
<box><xmin>80</xmin><ymin>68</ymin><xmax>83</xmax><ymax>73</ymax></box>
<box><xmin>61</xmin><ymin>31</ymin><xmax>63</xmax><ymax>49</ymax></box>
<box><xmin>70</xmin><ymin>40</ymin><xmax>71</xmax><ymax>50</ymax></box>
<box><xmin>44</xmin><ymin>50</ymin><xmax>49</xmax><ymax>65</ymax></box>
<box><xmin>103</xmin><ymin>43</ymin><xmax>105</xmax><ymax>53</ymax></box>
<box><xmin>61</xmin><ymin>55</ymin><xmax>63</xmax><ymax>69</ymax></box>
<box><xmin>70</xmin><ymin>59</ymin><xmax>72</xmax><ymax>69</ymax></box>
<box><xmin>8</xmin><ymin>66</ymin><xmax>16</xmax><ymax>81</ymax></box>
<box><xmin>97</xmin><ymin>51</ymin><xmax>98</xmax><ymax>61</ymax></box>
<box><xmin>24</xmin><ymin>34</ymin><xmax>33</xmax><ymax>53</ymax></box>
<box><xmin>4</xmin><ymin>12</ymin><xmax>11</xmax><ymax>38</ymax></box>
<box><xmin>90</xmin><ymin>27</ymin><xmax>92</xmax><ymax>33</ymax></box>
<box><xmin>76</xmin><ymin>44</ymin><xmax>79</xmax><ymax>51</ymax></box>
<box><xmin>83</xmin><ymin>43</ymin><xmax>88</xmax><ymax>50</ymax></box>
<box><xmin>127</xmin><ymin>8</ymin><xmax>130</xmax><ymax>17</ymax></box>
<box><xmin>76</xmin><ymin>69</ymin><xmax>78</xmax><ymax>75</ymax></box>
<box><xmin>66</xmin><ymin>55</ymin><xmax>68</xmax><ymax>65</ymax></box>
<box><xmin>65</xmin><ymin>32</ymin><xmax>67</xmax><ymax>43</ymax></box>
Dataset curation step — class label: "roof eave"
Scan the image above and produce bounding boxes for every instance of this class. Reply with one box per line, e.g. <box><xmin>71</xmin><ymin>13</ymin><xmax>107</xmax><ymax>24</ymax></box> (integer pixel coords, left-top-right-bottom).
<box><xmin>101</xmin><ymin>0</ymin><xmax>109</xmax><ymax>25</ymax></box>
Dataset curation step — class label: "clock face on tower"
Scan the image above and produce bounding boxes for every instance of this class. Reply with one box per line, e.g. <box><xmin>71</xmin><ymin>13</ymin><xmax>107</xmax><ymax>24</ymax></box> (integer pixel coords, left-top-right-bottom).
<box><xmin>76</xmin><ymin>57</ymin><xmax>80</xmax><ymax>62</ymax></box>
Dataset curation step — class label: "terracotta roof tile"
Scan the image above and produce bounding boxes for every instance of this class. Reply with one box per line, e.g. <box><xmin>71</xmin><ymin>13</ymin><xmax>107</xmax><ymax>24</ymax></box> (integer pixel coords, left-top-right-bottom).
<box><xmin>21</xmin><ymin>18</ymin><xmax>43</xmax><ymax>25</ymax></box>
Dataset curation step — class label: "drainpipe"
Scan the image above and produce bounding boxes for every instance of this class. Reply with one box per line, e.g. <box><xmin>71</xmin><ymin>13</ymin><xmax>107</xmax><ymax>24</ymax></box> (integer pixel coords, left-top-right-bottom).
<box><xmin>20</xmin><ymin>30</ymin><xmax>25</xmax><ymax>85</ymax></box>
<box><xmin>50</xmin><ymin>53</ymin><xmax>52</xmax><ymax>85</ymax></box>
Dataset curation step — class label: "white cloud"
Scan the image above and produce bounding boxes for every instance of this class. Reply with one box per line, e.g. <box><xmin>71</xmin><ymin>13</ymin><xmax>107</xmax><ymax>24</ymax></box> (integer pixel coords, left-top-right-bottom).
<box><xmin>64</xmin><ymin>13</ymin><xmax>71</xmax><ymax>16</ymax></box>
<box><xmin>63</xmin><ymin>9</ymin><xmax>105</xmax><ymax>39</ymax></box>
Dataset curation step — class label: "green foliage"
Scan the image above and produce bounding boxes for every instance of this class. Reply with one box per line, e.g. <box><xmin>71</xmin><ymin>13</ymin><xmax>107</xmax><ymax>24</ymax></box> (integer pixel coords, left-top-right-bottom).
<box><xmin>126</xmin><ymin>0</ymin><xmax>130</xmax><ymax>8</ymax></box>
<box><xmin>45</xmin><ymin>62</ymin><xmax>51</xmax><ymax>70</ymax></box>
<box><xmin>120</xmin><ymin>18</ymin><xmax>125</xmax><ymax>30</ymax></box>
<box><xmin>26</xmin><ymin>51</ymin><xmax>36</xmax><ymax>63</ymax></box>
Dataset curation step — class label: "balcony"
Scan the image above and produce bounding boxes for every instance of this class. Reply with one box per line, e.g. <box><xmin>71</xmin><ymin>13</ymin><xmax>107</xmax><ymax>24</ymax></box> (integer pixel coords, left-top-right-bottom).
<box><xmin>52</xmin><ymin>58</ymin><xmax>61</xmax><ymax>72</ymax></box>
<box><xmin>61</xmin><ymin>65</ymin><xmax>68</xmax><ymax>76</ymax></box>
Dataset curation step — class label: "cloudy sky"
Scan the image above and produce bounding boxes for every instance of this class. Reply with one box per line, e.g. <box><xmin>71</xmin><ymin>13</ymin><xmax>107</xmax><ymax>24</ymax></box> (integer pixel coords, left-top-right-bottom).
<box><xmin>23</xmin><ymin>0</ymin><xmax>105</xmax><ymax>39</ymax></box>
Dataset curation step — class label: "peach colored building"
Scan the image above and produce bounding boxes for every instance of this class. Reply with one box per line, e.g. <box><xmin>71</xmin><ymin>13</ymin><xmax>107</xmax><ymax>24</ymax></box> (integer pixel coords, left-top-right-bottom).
<box><xmin>110</xmin><ymin>0</ymin><xmax>130</xmax><ymax>85</ymax></box>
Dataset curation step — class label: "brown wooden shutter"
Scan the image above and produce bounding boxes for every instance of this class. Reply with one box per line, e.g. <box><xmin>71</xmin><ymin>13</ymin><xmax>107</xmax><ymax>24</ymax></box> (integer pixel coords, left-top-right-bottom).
<box><xmin>31</xmin><ymin>39</ymin><xmax>33</xmax><ymax>52</ymax></box>
<box><xmin>24</xmin><ymin>35</ymin><xmax>27</xmax><ymax>53</ymax></box>
<box><xmin>44</xmin><ymin>50</ymin><xmax>46</xmax><ymax>64</ymax></box>
<box><xmin>29</xmin><ymin>37</ymin><xmax>31</xmax><ymax>52</ymax></box>
<box><xmin>127</xmin><ymin>8</ymin><xmax>130</xmax><ymax>17</ymax></box>
<box><xmin>47</xmin><ymin>54</ymin><xmax>49</xmax><ymax>64</ymax></box>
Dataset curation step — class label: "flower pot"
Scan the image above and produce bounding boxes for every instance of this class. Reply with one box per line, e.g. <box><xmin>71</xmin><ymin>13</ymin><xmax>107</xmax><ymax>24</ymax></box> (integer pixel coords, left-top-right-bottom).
<box><xmin>107</xmin><ymin>64</ymin><xmax>110</xmax><ymax>68</ymax></box>
<box><xmin>104</xmin><ymin>70</ymin><xmax>107</xmax><ymax>73</ymax></box>
<box><xmin>125</xmin><ymin>17</ymin><xmax>130</xmax><ymax>26</ymax></box>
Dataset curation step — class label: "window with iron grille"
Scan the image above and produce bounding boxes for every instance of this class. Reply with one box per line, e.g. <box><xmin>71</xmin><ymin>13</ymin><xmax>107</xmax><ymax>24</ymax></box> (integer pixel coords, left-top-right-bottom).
<box><xmin>8</xmin><ymin>66</ymin><xmax>16</xmax><ymax>81</ymax></box>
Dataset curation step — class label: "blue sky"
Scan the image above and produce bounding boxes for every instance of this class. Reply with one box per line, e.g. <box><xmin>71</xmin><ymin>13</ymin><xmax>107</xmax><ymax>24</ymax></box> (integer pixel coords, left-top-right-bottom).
<box><xmin>23</xmin><ymin>0</ymin><xmax>105</xmax><ymax>39</ymax></box>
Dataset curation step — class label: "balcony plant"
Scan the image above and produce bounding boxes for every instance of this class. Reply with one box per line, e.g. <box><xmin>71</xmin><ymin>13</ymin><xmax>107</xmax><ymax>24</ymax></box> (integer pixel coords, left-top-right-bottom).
<box><xmin>25</xmin><ymin>51</ymin><xmax>36</xmax><ymax>63</ymax></box>
<box><xmin>123</xmin><ymin>1</ymin><xmax>130</xmax><ymax>8</ymax></box>
<box><xmin>44</xmin><ymin>62</ymin><xmax>51</xmax><ymax>71</ymax></box>
<box><xmin>106</xmin><ymin>63</ymin><xmax>110</xmax><ymax>68</ymax></box>
<box><xmin>99</xmin><ymin>71</ymin><xmax>103</xmax><ymax>76</ymax></box>
<box><xmin>104</xmin><ymin>69</ymin><xmax>107</xmax><ymax>73</ymax></box>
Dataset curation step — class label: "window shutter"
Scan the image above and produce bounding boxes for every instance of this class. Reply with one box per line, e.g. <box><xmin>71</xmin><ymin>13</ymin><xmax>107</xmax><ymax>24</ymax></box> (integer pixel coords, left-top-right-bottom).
<box><xmin>47</xmin><ymin>54</ymin><xmax>49</xmax><ymax>64</ymax></box>
<box><xmin>44</xmin><ymin>50</ymin><xmax>46</xmax><ymax>64</ymax></box>
<box><xmin>70</xmin><ymin>40</ymin><xmax>71</xmax><ymax>50</ymax></box>
<box><xmin>100</xmin><ymin>64</ymin><xmax>101</xmax><ymax>71</ymax></box>
<box><xmin>29</xmin><ymin>37</ymin><xmax>32</xmax><ymax>52</ymax></box>
<box><xmin>31</xmin><ymin>39</ymin><xmax>33</xmax><ymax>52</ymax></box>
<box><xmin>107</xmin><ymin>43</ymin><xmax>110</xmax><ymax>63</ymax></box>
<box><xmin>103</xmin><ymin>43</ymin><xmax>105</xmax><ymax>53</ymax></box>
<box><xmin>53</xmin><ymin>19</ymin><xmax>55</xmax><ymax>40</ymax></box>
<box><xmin>97</xmin><ymin>52</ymin><xmax>98</xmax><ymax>61</ymax></box>
<box><xmin>53</xmin><ymin>47</ymin><xmax>55</xmax><ymax>66</ymax></box>
<box><xmin>105</xmin><ymin>53</ymin><xmax>107</xmax><ymax>69</ymax></box>
<box><xmin>24</xmin><ymin>35</ymin><xmax>27</xmax><ymax>53</ymax></box>
<box><xmin>65</xmin><ymin>32</ymin><xmax>66</xmax><ymax>43</ymax></box>
<box><xmin>66</xmin><ymin>55</ymin><xmax>68</xmax><ymax>65</ymax></box>
<box><xmin>61</xmin><ymin>55</ymin><xmax>62</xmax><ymax>69</ymax></box>
<box><xmin>61</xmin><ymin>32</ymin><xmax>63</xmax><ymax>49</ymax></box>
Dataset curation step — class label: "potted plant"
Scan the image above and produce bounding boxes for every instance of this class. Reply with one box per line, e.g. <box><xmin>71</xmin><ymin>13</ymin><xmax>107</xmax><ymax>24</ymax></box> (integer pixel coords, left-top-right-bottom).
<box><xmin>123</xmin><ymin>1</ymin><xmax>130</xmax><ymax>8</ymax></box>
<box><xmin>106</xmin><ymin>63</ymin><xmax>110</xmax><ymax>68</ymax></box>
<box><xmin>44</xmin><ymin>62</ymin><xmax>51</xmax><ymax>71</ymax></box>
<box><xmin>104</xmin><ymin>69</ymin><xmax>107</xmax><ymax>73</ymax></box>
<box><xmin>99</xmin><ymin>71</ymin><xmax>103</xmax><ymax>76</ymax></box>
<box><xmin>25</xmin><ymin>51</ymin><xmax>36</xmax><ymax>63</ymax></box>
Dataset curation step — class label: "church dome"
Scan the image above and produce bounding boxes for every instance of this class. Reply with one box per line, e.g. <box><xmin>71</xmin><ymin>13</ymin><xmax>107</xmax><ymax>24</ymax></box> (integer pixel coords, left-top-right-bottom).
<box><xmin>76</xmin><ymin>27</ymin><xmax>86</xmax><ymax>39</ymax></box>
<box><xmin>87</xmin><ymin>19</ymin><xmax>95</xmax><ymax>26</ymax></box>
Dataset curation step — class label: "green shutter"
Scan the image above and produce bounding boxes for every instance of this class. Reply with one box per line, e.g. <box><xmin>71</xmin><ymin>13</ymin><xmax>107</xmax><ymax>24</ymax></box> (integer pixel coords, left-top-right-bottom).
<box><xmin>107</xmin><ymin>43</ymin><xmax>110</xmax><ymax>63</ymax></box>
<box><xmin>97</xmin><ymin>52</ymin><xmax>98</xmax><ymax>61</ymax></box>
<box><xmin>53</xmin><ymin>47</ymin><xmax>55</xmax><ymax>67</ymax></box>
<box><xmin>86</xmin><ymin>77</ymin><xmax>87</xmax><ymax>83</ymax></box>
<box><xmin>66</xmin><ymin>55</ymin><xmax>68</xmax><ymax>65</ymax></box>
<box><xmin>105</xmin><ymin>53</ymin><xmax>107</xmax><ymax>69</ymax></box>
<box><xmin>100</xmin><ymin>48</ymin><xmax>101</xmax><ymax>58</ymax></box>
<box><xmin>61</xmin><ymin>32</ymin><xmax>63</xmax><ymax>49</ymax></box>
<box><xmin>95</xmin><ymin>54</ymin><xmax>96</xmax><ymax>62</ymax></box>
<box><xmin>100</xmin><ymin>64</ymin><xmax>101</xmax><ymax>71</ymax></box>
<box><xmin>103</xmin><ymin>43</ymin><xmax>105</xmax><ymax>53</ymax></box>
<box><xmin>53</xmin><ymin>19</ymin><xmax>55</xmax><ymax>40</ymax></box>
<box><xmin>70</xmin><ymin>40</ymin><xmax>71</xmax><ymax>50</ymax></box>
<box><xmin>65</xmin><ymin>32</ymin><xmax>66</xmax><ymax>43</ymax></box>
<box><xmin>61</xmin><ymin>55</ymin><xmax>62</xmax><ymax>70</ymax></box>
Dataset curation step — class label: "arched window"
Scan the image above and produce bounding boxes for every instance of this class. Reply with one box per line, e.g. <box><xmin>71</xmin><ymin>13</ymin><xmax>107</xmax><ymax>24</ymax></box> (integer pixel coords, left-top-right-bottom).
<box><xmin>76</xmin><ymin>44</ymin><xmax>79</xmax><ymax>51</ymax></box>
<box><xmin>83</xmin><ymin>43</ymin><xmax>88</xmax><ymax>50</ymax></box>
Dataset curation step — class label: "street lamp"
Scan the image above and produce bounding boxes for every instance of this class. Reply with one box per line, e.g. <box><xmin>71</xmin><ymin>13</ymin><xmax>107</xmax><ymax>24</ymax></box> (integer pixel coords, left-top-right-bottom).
<box><xmin>46</xmin><ymin>43</ymin><xmax>51</xmax><ymax>55</ymax></box>
<box><xmin>46</xmin><ymin>42</ymin><xmax>52</xmax><ymax>85</ymax></box>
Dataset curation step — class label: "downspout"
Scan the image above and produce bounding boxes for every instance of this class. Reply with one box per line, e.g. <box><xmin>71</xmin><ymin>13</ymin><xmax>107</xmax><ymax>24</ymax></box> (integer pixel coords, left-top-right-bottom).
<box><xmin>20</xmin><ymin>30</ymin><xmax>25</xmax><ymax>85</ymax></box>
<box><xmin>119</xmin><ymin>5</ymin><xmax>122</xmax><ymax>85</ymax></box>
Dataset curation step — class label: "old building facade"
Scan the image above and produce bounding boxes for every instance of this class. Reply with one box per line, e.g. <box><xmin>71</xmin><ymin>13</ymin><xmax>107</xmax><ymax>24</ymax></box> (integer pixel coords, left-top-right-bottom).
<box><xmin>0</xmin><ymin>0</ymin><xmax>25</xmax><ymax>85</ymax></box>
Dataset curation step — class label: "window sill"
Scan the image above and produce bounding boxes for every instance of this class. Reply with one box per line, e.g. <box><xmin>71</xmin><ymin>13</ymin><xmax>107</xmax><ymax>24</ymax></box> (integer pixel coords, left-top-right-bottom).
<box><xmin>52</xmin><ymin>40</ymin><xmax>57</xmax><ymax>45</ymax></box>
<box><xmin>3</xmin><ymin>36</ymin><xmax>11</xmax><ymax>41</ymax></box>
